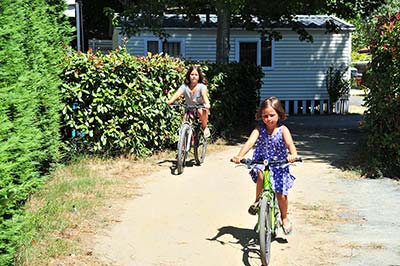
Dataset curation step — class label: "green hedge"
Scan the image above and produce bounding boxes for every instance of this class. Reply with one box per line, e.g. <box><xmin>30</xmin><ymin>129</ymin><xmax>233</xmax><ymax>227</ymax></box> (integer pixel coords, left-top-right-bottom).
<box><xmin>60</xmin><ymin>49</ymin><xmax>186</xmax><ymax>156</ymax></box>
<box><xmin>0</xmin><ymin>0</ymin><xmax>71</xmax><ymax>264</ymax></box>
<box><xmin>363</xmin><ymin>13</ymin><xmax>400</xmax><ymax>177</ymax></box>
<box><xmin>206</xmin><ymin>62</ymin><xmax>263</xmax><ymax>136</ymax></box>
<box><xmin>60</xmin><ymin>50</ymin><xmax>264</xmax><ymax>155</ymax></box>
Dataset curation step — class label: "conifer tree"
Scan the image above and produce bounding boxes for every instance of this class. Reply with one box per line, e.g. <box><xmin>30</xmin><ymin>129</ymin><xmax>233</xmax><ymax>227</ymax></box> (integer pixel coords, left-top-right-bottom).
<box><xmin>0</xmin><ymin>0</ymin><xmax>71</xmax><ymax>263</ymax></box>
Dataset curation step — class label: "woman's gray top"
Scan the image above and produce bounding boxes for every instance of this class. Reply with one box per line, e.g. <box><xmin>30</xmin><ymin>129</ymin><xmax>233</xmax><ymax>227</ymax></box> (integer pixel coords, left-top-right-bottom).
<box><xmin>178</xmin><ymin>83</ymin><xmax>207</xmax><ymax>106</ymax></box>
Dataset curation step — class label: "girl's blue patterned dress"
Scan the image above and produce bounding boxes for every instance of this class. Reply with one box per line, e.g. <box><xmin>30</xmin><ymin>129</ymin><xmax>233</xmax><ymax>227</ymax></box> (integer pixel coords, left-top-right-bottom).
<box><xmin>250</xmin><ymin>125</ymin><xmax>295</xmax><ymax>195</ymax></box>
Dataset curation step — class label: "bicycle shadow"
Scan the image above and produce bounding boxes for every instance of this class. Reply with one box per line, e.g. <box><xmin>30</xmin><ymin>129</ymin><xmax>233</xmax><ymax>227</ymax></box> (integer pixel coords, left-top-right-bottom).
<box><xmin>207</xmin><ymin>225</ymin><xmax>288</xmax><ymax>265</ymax></box>
<box><xmin>157</xmin><ymin>158</ymin><xmax>199</xmax><ymax>175</ymax></box>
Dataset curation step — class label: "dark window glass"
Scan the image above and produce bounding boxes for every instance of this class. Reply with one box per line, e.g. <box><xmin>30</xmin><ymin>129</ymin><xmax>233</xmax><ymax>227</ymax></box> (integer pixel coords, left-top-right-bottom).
<box><xmin>162</xmin><ymin>41</ymin><xmax>181</xmax><ymax>57</ymax></box>
<box><xmin>239</xmin><ymin>42</ymin><xmax>257</xmax><ymax>65</ymax></box>
<box><xmin>147</xmin><ymin>41</ymin><xmax>159</xmax><ymax>54</ymax></box>
<box><xmin>261</xmin><ymin>39</ymin><xmax>272</xmax><ymax>67</ymax></box>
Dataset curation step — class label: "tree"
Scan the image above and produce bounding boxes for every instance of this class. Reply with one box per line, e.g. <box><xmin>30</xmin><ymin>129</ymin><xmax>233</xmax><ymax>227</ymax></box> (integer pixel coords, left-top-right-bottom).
<box><xmin>109</xmin><ymin>0</ymin><xmax>385</xmax><ymax>63</ymax></box>
<box><xmin>350</xmin><ymin>0</ymin><xmax>400</xmax><ymax>53</ymax></box>
<box><xmin>0</xmin><ymin>0</ymin><xmax>71</xmax><ymax>263</ymax></box>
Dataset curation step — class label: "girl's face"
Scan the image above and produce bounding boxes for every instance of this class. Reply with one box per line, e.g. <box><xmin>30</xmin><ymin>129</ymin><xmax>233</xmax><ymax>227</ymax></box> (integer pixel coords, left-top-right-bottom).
<box><xmin>189</xmin><ymin>69</ymin><xmax>199</xmax><ymax>85</ymax></box>
<box><xmin>261</xmin><ymin>107</ymin><xmax>279</xmax><ymax>127</ymax></box>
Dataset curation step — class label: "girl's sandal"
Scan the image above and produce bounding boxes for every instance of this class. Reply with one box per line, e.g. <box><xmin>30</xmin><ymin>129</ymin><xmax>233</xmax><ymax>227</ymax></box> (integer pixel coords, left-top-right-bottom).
<box><xmin>203</xmin><ymin>127</ymin><xmax>211</xmax><ymax>138</ymax></box>
<box><xmin>248</xmin><ymin>201</ymin><xmax>259</xmax><ymax>215</ymax></box>
<box><xmin>282</xmin><ymin>219</ymin><xmax>293</xmax><ymax>235</ymax></box>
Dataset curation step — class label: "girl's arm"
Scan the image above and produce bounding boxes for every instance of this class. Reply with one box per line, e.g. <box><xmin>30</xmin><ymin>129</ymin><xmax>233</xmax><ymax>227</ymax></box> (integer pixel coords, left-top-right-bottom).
<box><xmin>201</xmin><ymin>86</ymin><xmax>211</xmax><ymax>109</ymax></box>
<box><xmin>166</xmin><ymin>89</ymin><xmax>183</xmax><ymax>105</ymax></box>
<box><xmin>282</xmin><ymin>125</ymin><xmax>298</xmax><ymax>163</ymax></box>
<box><xmin>232</xmin><ymin>128</ymin><xmax>260</xmax><ymax>163</ymax></box>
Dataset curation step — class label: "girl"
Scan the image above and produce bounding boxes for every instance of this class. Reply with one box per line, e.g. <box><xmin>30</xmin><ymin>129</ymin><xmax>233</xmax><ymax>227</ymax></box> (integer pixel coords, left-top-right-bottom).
<box><xmin>167</xmin><ymin>65</ymin><xmax>211</xmax><ymax>138</ymax></box>
<box><xmin>232</xmin><ymin>96</ymin><xmax>298</xmax><ymax>235</ymax></box>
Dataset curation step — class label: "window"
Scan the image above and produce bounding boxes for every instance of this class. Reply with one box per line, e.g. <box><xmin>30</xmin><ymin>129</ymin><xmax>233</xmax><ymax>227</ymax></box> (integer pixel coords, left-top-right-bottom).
<box><xmin>145</xmin><ymin>39</ymin><xmax>185</xmax><ymax>58</ymax></box>
<box><xmin>240</xmin><ymin>42</ymin><xmax>257</xmax><ymax>65</ymax></box>
<box><xmin>147</xmin><ymin>41</ymin><xmax>159</xmax><ymax>54</ymax></box>
<box><xmin>162</xmin><ymin>41</ymin><xmax>181</xmax><ymax>57</ymax></box>
<box><xmin>235</xmin><ymin>38</ymin><xmax>274</xmax><ymax>68</ymax></box>
<box><xmin>261</xmin><ymin>39</ymin><xmax>272</xmax><ymax>67</ymax></box>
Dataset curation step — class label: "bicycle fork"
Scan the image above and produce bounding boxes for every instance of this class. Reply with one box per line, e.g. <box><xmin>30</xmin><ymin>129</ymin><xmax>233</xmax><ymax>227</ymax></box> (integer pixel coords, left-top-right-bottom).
<box><xmin>178</xmin><ymin>124</ymin><xmax>193</xmax><ymax>153</ymax></box>
<box><xmin>256</xmin><ymin>193</ymin><xmax>279</xmax><ymax>234</ymax></box>
<box><xmin>186</xmin><ymin>128</ymin><xmax>193</xmax><ymax>152</ymax></box>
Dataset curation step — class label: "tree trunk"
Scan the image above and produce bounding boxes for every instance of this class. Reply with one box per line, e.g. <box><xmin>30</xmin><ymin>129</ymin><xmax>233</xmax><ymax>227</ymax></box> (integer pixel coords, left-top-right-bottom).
<box><xmin>216</xmin><ymin>0</ymin><xmax>230</xmax><ymax>64</ymax></box>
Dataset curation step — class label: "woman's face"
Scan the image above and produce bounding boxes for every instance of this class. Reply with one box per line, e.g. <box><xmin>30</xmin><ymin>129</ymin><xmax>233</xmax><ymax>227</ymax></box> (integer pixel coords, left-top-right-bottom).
<box><xmin>189</xmin><ymin>69</ymin><xmax>199</xmax><ymax>85</ymax></box>
<box><xmin>261</xmin><ymin>106</ymin><xmax>279</xmax><ymax>127</ymax></box>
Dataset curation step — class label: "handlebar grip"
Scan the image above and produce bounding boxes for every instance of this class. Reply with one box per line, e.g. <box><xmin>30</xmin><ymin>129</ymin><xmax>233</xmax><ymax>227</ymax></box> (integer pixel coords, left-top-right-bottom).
<box><xmin>240</xmin><ymin>158</ymin><xmax>252</xmax><ymax>164</ymax></box>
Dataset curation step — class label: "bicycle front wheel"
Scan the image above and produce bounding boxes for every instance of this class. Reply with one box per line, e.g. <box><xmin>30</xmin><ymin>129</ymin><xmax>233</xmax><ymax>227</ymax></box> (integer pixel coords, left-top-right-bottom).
<box><xmin>194</xmin><ymin>131</ymin><xmax>207</xmax><ymax>165</ymax></box>
<box><xmin>177</xmin><ymin>124</ymin><xmax>190</xmax><ymax>174</ymax></box>
<box><xmin>259</xmin><ymin>197</ymin><xmax>272</xmax><ymax>266</ymax></box>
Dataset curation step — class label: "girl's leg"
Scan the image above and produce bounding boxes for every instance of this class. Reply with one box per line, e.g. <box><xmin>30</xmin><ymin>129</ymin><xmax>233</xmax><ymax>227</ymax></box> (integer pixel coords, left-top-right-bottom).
<box><xmin>276</xmin><ymin>193</ymin><xmax>291</xmax><ymax>229</ymax></box>
<box><xmin>248</xmin><ymin>170</ymin><xmax>263</xmax><ymax>215</ymax></box>
<box><xmin>255</xmin><ymin>170</ymin><xmax>263</xmax><ymax>202</ymax></box>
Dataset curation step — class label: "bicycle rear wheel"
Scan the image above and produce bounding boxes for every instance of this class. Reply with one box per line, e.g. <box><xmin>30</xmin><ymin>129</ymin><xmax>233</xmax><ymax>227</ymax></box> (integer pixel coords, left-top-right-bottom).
<box><xmin>194</xmin><ymin>131</ymin><xmax>207</xmax><ymax>165</ymax></box>
<box><xmin>259</xmin><ymin>197</ymin><xmax>272</xmax><ymax>266</ymax></box>
<box><xmin>177</xmin><ymin>124</ymin><xmax>190</xmax><ymax>174</ymax></box>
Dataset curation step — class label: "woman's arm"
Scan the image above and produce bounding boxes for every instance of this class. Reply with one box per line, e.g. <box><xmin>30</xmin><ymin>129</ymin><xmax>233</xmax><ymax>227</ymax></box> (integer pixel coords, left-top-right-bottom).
<box><xmin>282</xmin><ymin>125</ymin><xmax>298</xmax><ymax>163</ymax></box>
<box><xmin>166</xmin><ymin>89</ymin><xmax>183</xmax><ymax>105</ymax></box>
<box><xmin>232</xmin><ymin>128</ymin><xmax>260</xmax><ymax>163</ymax></box>
<box><xmin>201</xmin><ymin>86</ymin><xmax>210</xmax><ymax>109</ymax></box>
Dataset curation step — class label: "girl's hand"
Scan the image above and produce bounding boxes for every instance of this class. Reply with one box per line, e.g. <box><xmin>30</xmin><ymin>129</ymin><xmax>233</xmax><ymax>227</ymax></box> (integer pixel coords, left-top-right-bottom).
<box><xmin>287</xmin><ymin>154</ymin><xmax>297</xmax><ymax>163</ymax></box>
<box><xmin>166</xmin><ymin>99</ymin><xmax>173</xmax><ymax>105</ymax></box>
<box><xmin>204</xmin><ymin>102</ymin><xmax>211</xmax><ymax>109</ymax></box>
<box><xmin>231</xmin><ymin>155</ymin><xmax>242</xmax><ymax>164</ymax></box>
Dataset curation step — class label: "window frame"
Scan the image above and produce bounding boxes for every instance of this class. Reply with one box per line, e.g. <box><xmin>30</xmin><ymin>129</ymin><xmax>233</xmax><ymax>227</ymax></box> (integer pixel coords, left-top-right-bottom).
<box><xmin>234</xmin><ymin>38</ymin><xmax>275</xmax><ymax>70</ymax></box>
<box><xmin>143</xmin><ymin>38</ymin><xmax>186</xmax><ymax>58</ymax></box>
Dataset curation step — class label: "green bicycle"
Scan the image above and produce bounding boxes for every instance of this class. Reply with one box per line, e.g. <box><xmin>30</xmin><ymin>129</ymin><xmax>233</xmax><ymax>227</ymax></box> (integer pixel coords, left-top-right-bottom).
<box><xmin>237</xmin><ymin>157</ymin><xmax>301</xmax><ymax>266</ymax></box>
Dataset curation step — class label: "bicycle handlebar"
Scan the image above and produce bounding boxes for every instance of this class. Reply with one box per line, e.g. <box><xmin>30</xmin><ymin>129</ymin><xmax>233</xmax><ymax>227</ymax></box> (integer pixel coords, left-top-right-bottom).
<box><xmin>230</xmin><ymin>157</ymin><xmax>302</xmax><ymax>167</ymax></box>
<box><xmin>170</xmin><ymin>103</ymin><xmax>205</xmax><ymax>110</ymax></box>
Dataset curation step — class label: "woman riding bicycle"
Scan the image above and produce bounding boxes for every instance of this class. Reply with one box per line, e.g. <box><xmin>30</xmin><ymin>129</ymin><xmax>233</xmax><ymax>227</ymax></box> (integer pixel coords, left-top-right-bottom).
<box><xmin>166</xmin><ymin>65</ymin><xmax>211</xmax><ymax>138</ymax></box>
<box><xmin>232</xmin><ymin>96</ymin><xmax>298</xmax><ymax>235</ymax></box>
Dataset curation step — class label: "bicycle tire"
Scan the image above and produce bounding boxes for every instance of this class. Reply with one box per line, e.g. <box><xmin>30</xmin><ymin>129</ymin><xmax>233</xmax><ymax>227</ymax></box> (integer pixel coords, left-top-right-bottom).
<box><xmin>259</xmin><ymin>197</ymin><xmax>272</xmax><ymax>266</ymax></box>
<box><xmin>194</xmin><ymin>131</ymin><xmax>207</xmax><ymax>165</ymax></box>
<box><xmin>177</xmin><ymin>124</ymin><xmax>190</xmax><ymax>174</ymax></box>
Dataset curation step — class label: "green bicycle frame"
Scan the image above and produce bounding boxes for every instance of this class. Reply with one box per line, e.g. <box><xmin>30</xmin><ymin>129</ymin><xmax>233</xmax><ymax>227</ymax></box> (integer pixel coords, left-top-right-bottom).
<box><xmin>257</xmin><ymin>169</ymin><xmax>278</xmax><ymax>233</ymax></box>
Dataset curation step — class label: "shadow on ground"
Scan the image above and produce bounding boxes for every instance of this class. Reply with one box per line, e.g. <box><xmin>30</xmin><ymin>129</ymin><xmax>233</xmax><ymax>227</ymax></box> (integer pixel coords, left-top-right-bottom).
<box><xmin>283</xmin><ymin>114</ymin><xmax>366</xmax><ymax>170</ymax></box>
<box><xmin>207</xmin><ymin>225</ymin><xmax>287</xmax><ymax>266</ymax></box>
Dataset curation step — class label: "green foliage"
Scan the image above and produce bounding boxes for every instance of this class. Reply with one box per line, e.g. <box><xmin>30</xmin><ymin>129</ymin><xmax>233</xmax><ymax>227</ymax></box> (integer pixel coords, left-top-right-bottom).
<box><xmin>350</xmin><ymin>0</ymin><xmax>400</xmax><ymax>53</ymax></box>
<box><xmin>60</xmin><ymin>49</ymin><xmax>185</xmax><ymax>156</ymax></box>
<box><xmin>0</xmin><ymin>0</ymin><xmax>72</xmax><ymax>264</ymax></box>
<box><xmin>351</xmin><ymin>51</ymin><xmax>371</xmax><ymax>62</ymax></box>
<box><xmin>326</xmin><ymin>66</ymin><xmax>350</xmax><ymax>108</ymax></box>
<box><xmin>60</xmin><ymin>50</ymin><xmax>263</xmax><ymax>154</ymax></box>
<box><xmin>363</xmin><ymin>12</ymin><xmax>400</xmax><ymax>177</ymax></box>
<box><xmin>205</xmin><ymin>63</ymin><xmax>263</xmax><ymax>136</ymax></box>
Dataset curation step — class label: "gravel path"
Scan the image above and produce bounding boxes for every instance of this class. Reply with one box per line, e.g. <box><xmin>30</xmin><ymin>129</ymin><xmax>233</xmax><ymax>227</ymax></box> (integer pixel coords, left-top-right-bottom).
<box><xmin>93</xmin><ymin>114</ymin><xmax>400</xmax><ymax>266</ymax></box>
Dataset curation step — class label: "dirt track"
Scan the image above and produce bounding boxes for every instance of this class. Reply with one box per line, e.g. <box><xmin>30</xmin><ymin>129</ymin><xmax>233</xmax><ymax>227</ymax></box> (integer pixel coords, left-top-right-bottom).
<box><xmin>93</xmin><ymin>114</ymin><xmax>400</xmax><ymax>266</ymax></box>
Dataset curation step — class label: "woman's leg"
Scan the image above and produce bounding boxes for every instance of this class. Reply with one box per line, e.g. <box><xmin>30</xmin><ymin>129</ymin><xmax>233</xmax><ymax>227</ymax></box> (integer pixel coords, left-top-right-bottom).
<box><xmin>197</xmin><ymin>108</ymin><xmax>209</xmax><ymax>130</ymax></box>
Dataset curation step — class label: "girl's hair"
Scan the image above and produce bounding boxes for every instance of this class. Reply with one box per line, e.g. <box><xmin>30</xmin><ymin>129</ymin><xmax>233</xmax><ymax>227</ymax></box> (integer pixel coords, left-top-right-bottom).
<box><xmin>256</xmin><ymin>96</ymin><xmax>288</xmax><ymax>121</ymax></box>
<box><xmin>184</xmin><ymin>65</ymin><xmax>208</xmax><ymax>85</ymax></box>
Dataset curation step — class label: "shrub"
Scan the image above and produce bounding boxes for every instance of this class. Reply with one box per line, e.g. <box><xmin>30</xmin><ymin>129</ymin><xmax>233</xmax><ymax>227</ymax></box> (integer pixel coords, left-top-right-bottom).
<box><xmin>205</xmin><ymin>63</ymin><xmax>263</xmax><ymax>136</ymax></box>
<box><xmin>326</xmin><ymin>65</ymin><xmax>350</xmax><ymax>111</ymax></box>
<box><xmin>363</xmin><ymin>13</ymin><xmax>400</xmax><ymax>177</ymax></box>
<box><xmin>60</xmin><ymin>49</ymin><xmax>185</xmax><ymax>156</ymax></box>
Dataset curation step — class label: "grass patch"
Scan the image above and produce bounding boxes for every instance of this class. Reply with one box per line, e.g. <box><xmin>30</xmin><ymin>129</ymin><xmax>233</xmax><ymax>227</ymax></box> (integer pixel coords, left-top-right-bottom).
<box><xmin>14</xmin><ymin>155</ymin><xmax>150</xmax><ymax>266</ymax></box>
